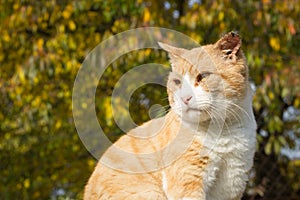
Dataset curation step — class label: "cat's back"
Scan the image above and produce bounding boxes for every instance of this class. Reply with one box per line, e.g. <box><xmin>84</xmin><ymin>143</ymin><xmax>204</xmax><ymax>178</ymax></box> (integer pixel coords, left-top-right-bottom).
<box><xmin>83</xmin><ymin>116</ymin><xmax>172</xmax><ymax>200</ymax></box>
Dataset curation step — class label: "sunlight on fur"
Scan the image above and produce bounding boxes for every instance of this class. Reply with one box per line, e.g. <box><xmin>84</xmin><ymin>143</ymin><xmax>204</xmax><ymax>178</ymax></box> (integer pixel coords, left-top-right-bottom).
<box><xmin>84</xmin><ymin>32</ymin><xmax>257</xmax><ymax>200</ymax></box>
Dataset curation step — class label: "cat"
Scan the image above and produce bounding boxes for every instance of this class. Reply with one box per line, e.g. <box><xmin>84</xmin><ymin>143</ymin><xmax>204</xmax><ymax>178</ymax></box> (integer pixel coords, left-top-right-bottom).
<box><xmin>83</xmin><ymin>32</ymin><xmax>257</xmax><ymax>200</ymax></box>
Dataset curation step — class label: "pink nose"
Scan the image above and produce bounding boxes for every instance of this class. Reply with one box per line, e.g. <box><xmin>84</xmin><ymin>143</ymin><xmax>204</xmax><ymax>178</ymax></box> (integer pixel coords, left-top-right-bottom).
<box><xmin>182</xmin><ymin>96</ymin><xmax>192</xmax><ymax>105</ymax></box>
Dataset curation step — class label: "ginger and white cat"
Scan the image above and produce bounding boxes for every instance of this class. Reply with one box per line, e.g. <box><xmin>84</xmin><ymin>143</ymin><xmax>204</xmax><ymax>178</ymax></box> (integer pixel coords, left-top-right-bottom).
<box><xmin>84</xmin><ymin>32</ymin><xmax>257</xmax><ymax>200</ymax></box>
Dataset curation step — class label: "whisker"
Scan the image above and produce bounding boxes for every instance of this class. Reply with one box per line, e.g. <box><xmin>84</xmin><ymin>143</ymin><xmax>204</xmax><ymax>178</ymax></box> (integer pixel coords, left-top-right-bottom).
<box><xmin>214</xmin><ymin>99</ymin><xmax>252</xmax><ymax>121</ymax></box>
<box><xmin>202</xmin><ymin>107</ymin><xmax>231</xmax><ymax>166</ymax></box>
<box><xmin>160</xmin><ymin>97</ymin><xmax>170</xmax><ymax>101</ymax></box>
<box><xmin>226</xmin><ymin>108</ymin><xmax>244</xmax><ymax>127</ymax></box>
<box><xmin>149</xmin><ymin>104</ymin><xmax>170</xmax><ymax>111</ymax></box>
<box><xmin>200</xmin><ymin>108</ymin><xmax>228</xmax><ymax>161</ymax></box>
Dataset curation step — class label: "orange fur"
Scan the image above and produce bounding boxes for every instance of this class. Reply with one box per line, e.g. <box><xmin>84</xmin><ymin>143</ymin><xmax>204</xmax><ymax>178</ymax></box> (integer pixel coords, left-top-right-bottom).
<box><xmin>84</xmin><ymin>32</ymin><xmax>255</xmax><ymax>200</ymax></box>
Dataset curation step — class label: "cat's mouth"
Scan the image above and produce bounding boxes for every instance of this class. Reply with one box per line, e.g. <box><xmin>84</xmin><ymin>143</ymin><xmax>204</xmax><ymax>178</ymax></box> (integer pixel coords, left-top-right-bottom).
<box><xmin>186</xmin><ymin>107</ymin><xmax>207</xmax><ymax>113</ymax></box>
<box><xmin>186</xmin><ymin>105</ymin><xmax>211</xmax><ymax>113</ymax></box>
<box><xmin>182</xmin><ymin>106</ymin><xmax>212</xmax><ymax>122</ymax></box>
<box><xmin>187</xmin><ymin>107</ymin><xmax>201</xmax><ymax>112</ymax></box>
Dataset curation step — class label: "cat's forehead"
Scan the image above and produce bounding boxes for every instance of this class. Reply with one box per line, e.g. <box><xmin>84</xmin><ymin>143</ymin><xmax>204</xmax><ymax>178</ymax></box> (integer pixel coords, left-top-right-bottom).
<box><xmin>178</xmin><ymin>46</ymin><xmax>217</xmax><ymax>73</ymax></box>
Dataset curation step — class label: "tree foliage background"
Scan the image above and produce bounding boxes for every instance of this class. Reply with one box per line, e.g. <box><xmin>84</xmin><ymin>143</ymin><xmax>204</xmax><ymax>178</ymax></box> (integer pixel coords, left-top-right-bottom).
<box><xmin>1</xmin><ymin>0</ymin><xmax>300</xmax><ymax>199</ymax></box>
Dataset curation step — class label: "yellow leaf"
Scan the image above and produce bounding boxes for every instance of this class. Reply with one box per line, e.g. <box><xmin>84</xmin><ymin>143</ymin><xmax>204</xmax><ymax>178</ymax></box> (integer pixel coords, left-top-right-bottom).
<box><xmin>264</xmin><ymin>140</ymin><xmax>272</xmax><ymax>155</ymax></box>
<box><xmin>15</xmin><ymin>86</ymin><xmax>22</xmax><ymax>95</ymax></box>
<box><xmin>33</xmin><ymin>76</ymin><xmax>39</xmax><ymax>84</ymax></box>
<box><xmin>66</xmin><ymin>4</ymin><xmax>73</xmax><ymax>11</ymax></box>
<box><xmin>87</xmin><ymin>159</ymin><xmax>95</xmax><ymax>168</ymax></box>
<box><xmin>68</xmin><ymin>20</ymin><xmax>76</xmax><ymax>31</ymax></box>
<box><xmin>17</xmin><ymin>66</ymin><xmax>26</xmax><ymax>83</ymax></box>
<box><xmin>37</xmin><ymin>38</ymin><xmax>44</xmax><ymax>50</ymax></box>
<box><xmin>26</xmin><ymin>6</ymin><xmax>33</xmax><ymax>16</ymax></box>
<box><xmin>62</xmin><ymin>10</ymin><xmax>71</xmax><ymax>19</ymax></box>
<box><xmin>269</xmin><ymin>37</ymin><xmax>280</xmax><ymax>51</ymax></box>
<box><xmin>55</xmin><ymin>120</ymin><xmax>62</xmax><ymax>129</ymax></box>
<box><xmin>55</xmin><ymin>63</ymin><xmax>63</xmax><ymax>75</ymax></box>
<box><xmin>81</xmin><ymin>102</ymin><xmax>87</xmax><ymax>109</ymax></box>
<box><xmin>66</xmin><ymin>60</ymin><xmax>72</xmax><ymax>71</ymax></box>
<box><xmin>268</xmin><ymin>91</ymin><xmax>275</xmax><ymax>100</ymax></box>
<box><xmin>24</xmin><ymin>179</ymin><xmax>30</xmax><ymax>188</ymax></box>
<box><xmin>102</xmin><ymin>97</ymin><xmax>113</xmax><ymax>126</ymax></box>
<box><xmin>190</xmin><ymin>32</ymin><xmax>202</xmax><ymax>43</ymax></box>
<box><xmin>218</xmin><ymin>12</ymin><xmax>224</xmax><ymax>21</ymax></box>
<box><xmin>294</xmin><ymin>98</ymin><xmax>300</xmax><ymax>107</ymax></box>
<box><xmin>31</xmin><ymin>97</ymin><xmax>41</xmax><ymax>107</ymax></box>
<box><xmin>292</xmin><ymin>159</ymin><xmax>300</xmax><ymax>167</ymax></box>
<box><xmin>144</xmin><ymin>49</ymin><xmax>151</xmax><ymax>56</ymax></box>
<box><xmin>219</xmin><ymin>22</ymin><xmax>225</xmax><ymax>31</ymax></box>
<box><xmin>58</xmin><ymin>24</ymin><xmax>65</xmax><ymax>33</ymax></box>
<box><xmin>68</xmin><ymin>38</ymin><xmax>76</xmax><ymax>50</ymax></box>
<box><xmin>257</xmin><ymin>11</ymin><xmax>262</xmax><ymax>21</ymax></box>
<box><xmin>17</xmin><ymin>183</ymin><xmax>22</xmax><ymax>189</ymax></box>
<box><xmin>13</xmin><ymin>3</ymin><xmax>19</xmax><ymax>10</ymax></box>
<box><xmin>0</xmin><ymin>53</ymin><xmax>4</xmax><ymax>62</ymax></box>
<box><xmin>143</xmin><ymin>8</ymin><xmax>151</xmax><ymax>22</ymax></box>
<box><xmin>95</xmin><ymin>33</ymin><xmax>101</xmax><ymax>43</ymax></box>
<box><xmin>65</xmin><ymin>90</ymin><xmax>70</xmax><ymax>97</ymax></box>
<box><xmin>51</xmin><ymin>174</ymin><xmax>57</xmax><ymax>181</ymax></box>
<box><xmin>3</xmin><ymin>31</ymin><xmax>10</xmax><ymax>42</ymax></box>
<box><xmin>62</xmin><ymin>4</ymin><xmax>73</xmax><ymax>19</ymax></box>
<box><xmin>43</xmin><ymin>12</ymin><xmax>49</xmax><ymax>20</ymax></box>
<box><xmin>33</xmin><ymin>191</ymin><xmax>41</xmax><ymax>198</ymax></box>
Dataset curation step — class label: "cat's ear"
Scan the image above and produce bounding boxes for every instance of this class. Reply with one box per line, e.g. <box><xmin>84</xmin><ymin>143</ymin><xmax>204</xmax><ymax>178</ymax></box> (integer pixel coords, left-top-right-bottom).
<box><xmin>158</xmin><ymin>42</ymin><xmax>187</xmax><ymax>64</ymax></box>
<box><xmin>215</xmin><ymin>31</ymin><xmax>242</xmax><ymax>61</ymax></box>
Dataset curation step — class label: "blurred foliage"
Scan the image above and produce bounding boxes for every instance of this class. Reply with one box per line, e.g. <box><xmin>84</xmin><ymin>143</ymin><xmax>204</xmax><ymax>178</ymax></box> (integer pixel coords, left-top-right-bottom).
<box><xmin>0</xmin><ymin>0</ymin><xmax>300</xmax><ymax>199</ymax></box>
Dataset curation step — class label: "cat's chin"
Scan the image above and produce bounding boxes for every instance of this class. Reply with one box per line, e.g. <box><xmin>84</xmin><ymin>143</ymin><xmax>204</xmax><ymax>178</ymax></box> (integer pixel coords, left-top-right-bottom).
<box><xmin>175</xmin><ymin>108</ymin><xmax>211</xmax><ymax>124</ymax></box>
<box><xmin>185</xmin><ymin>113</ymin><xmax>211</xmax><ymax>123</ymax></box>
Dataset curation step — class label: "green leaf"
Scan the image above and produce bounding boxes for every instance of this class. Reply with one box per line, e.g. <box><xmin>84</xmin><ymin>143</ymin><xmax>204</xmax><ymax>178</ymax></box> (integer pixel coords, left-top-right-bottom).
<box><xmin>264</xmin><ymin>140</ymin><xmax>272</xmax><ymax>155</ymax></box>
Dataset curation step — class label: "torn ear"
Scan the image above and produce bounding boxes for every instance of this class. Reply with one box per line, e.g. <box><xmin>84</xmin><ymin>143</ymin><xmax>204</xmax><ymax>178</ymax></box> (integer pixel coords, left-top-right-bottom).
<box><xmin>215</xmin><ymin>31</ymin><xmax>242</xmax><ymax>61</ymax></box>
<box><xmin>158</xmin><ymin>42</ymin><xmax>187</xmax><ymax>62</ymax></box>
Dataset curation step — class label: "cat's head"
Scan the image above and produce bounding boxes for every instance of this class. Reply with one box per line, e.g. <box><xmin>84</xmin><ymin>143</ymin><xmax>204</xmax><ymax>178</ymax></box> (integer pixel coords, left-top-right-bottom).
<box><xmin>160</xmin><ymin>32</ymin><xmax>249</xmax><ymax>124</ymax></box>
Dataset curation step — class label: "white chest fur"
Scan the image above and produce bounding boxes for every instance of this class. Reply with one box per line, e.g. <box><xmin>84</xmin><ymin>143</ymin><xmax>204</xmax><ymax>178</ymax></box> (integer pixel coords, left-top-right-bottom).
<box><xmin>199</xmin><ymin>126</ymin><xmax>256</xmax><ymax>200</ymax></box>
<box><xmin>195</xmin><ymin>91</ymin><xmax>256</xmax><ymax>199</ymax></box>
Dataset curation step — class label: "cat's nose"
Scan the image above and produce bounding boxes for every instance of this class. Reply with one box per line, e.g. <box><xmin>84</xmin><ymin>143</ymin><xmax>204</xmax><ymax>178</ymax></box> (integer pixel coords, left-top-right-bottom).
<box><xmin>182</xmin><ymin>96</ymin><xmax>192</xmax><ymax>105</ymax></box>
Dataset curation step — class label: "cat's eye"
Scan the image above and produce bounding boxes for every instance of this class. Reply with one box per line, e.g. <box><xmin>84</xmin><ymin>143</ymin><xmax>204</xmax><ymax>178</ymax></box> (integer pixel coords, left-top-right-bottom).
<box><xmin>223</xmin><ymin>49</ymin><xmax>232</xmax><ymax>55</ymax></box>
<box><xmin>173</xmin><ymin>78</ymin><xmax>181</xmax><ymax>85</ymax></box>
<box><xmin>196</xmin><ymin>72</ymin><xmax>211</xmax><ymax>83</ymax></box>
<box><xmin>226</xmin><ymin>50</ymin><xmax>232</xmax><ymax>55</ymax></box>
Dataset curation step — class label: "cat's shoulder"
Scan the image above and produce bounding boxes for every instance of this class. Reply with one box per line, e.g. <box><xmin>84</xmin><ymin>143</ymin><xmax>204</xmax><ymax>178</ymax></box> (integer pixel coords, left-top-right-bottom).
<box><xmin>111</xmin><ymin>116</ymin><xmax>168</xmax><ymax>153</ymax></box>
